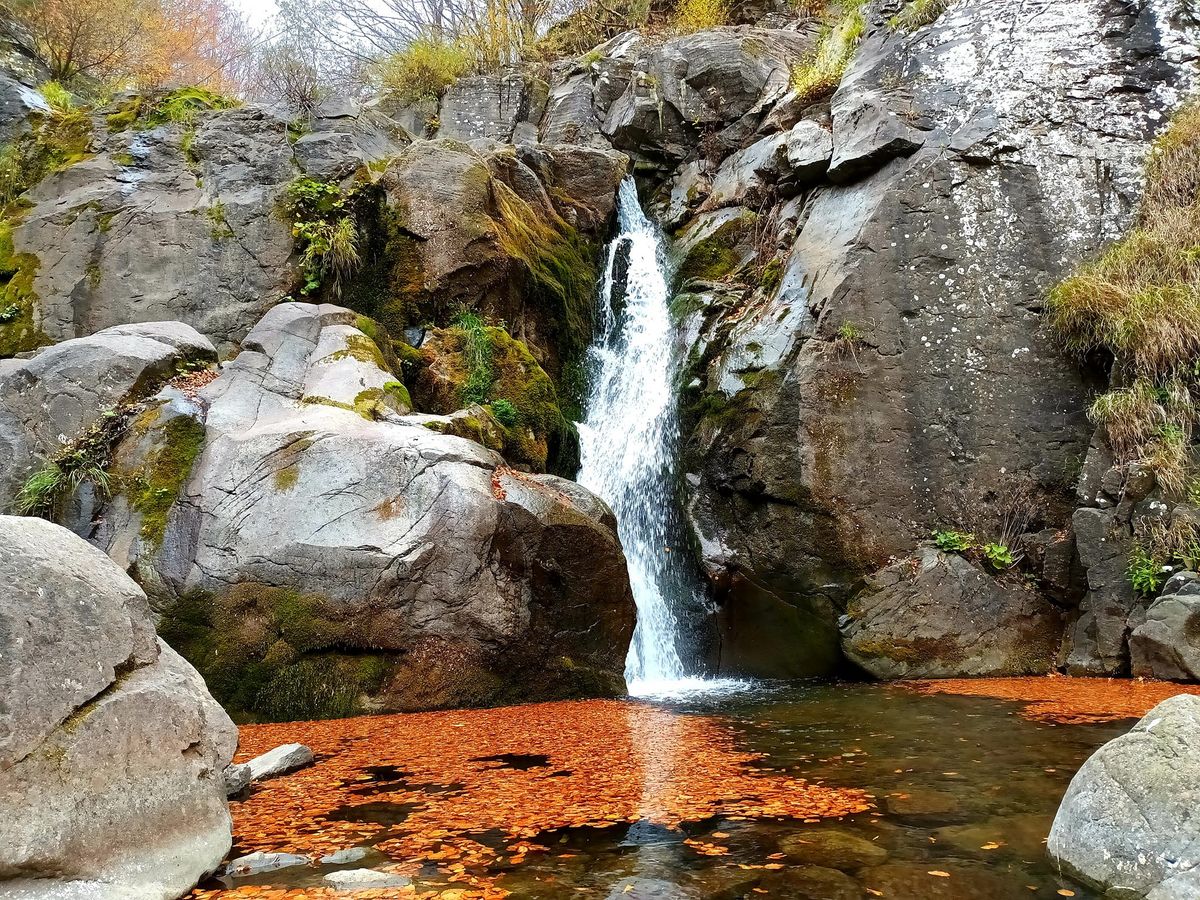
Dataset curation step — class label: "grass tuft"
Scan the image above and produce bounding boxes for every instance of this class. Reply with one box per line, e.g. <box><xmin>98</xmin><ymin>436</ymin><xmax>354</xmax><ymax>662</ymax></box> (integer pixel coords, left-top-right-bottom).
<box><xmin>377</xmin><ymin>35</ymin><xmax>473</xmax><ymax>104</ymax></box>
<box><xmin>889</xmin><ymin>0</ymin><xmax>950</xmax><ymax>31</ymax></box>
<box><xmin>1048</xmin><ymin>101</ymin><xmax>1200</xmax><ymax>497</ymax></box>
<box><xmin>672</xmin><ymin>0</ymin><xmax>728</xmax><ymax>33</ymax></box>
<box><xmin>790</xmin><ymin>0</ymin><xmax>867</xmax><ymax>107</ymax></box>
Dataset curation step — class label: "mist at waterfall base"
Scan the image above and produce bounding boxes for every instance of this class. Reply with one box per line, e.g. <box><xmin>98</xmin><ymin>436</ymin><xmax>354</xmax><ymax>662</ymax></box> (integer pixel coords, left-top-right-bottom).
<box><xmin>577</xmin><ymin>179</ymin><xmax>747</xmax><ymax>699</ymax></box>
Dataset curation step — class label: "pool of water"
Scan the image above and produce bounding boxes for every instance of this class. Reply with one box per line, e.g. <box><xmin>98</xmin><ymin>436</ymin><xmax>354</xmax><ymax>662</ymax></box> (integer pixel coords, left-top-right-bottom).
<box><xmin>203</xmin><ymin>682</ymin><xmax>1130</xmax><ymax>899</ymax></box>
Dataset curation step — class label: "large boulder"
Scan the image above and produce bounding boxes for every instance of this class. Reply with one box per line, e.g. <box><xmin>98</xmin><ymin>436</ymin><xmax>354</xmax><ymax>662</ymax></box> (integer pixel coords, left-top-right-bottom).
<box><xmin>0</xmin><ymin>321</ymin><xmax>216</xmax><ymax>514</ymax></box>
<box><xmin>89</xmin><ymin>303</ymin><xmax>636</xmax><ymax>717</ymax></box>
<box><xmin>0</xmin><ymin>515</ymin><xmax>237</xmax><ymax>900</ymax></box>
<box><xmin>840</xmin><ymin>548</ymin><xmax>1063</xmax><ymax>679</ymax></box>
<box><xmin>1048</xmin><ymin>694</ymin><xmax>1200</xmax><ymax>898</ymax></box>
<box><xmin>674</xmin><ymin>0</ymin><xmax>1195</xmax><ymax>676</ymax></box>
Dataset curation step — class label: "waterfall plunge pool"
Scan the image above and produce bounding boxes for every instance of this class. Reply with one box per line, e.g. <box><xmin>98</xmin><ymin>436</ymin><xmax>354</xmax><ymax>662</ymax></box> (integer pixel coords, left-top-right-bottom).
<box><xmin>187</xmin><ymin>679</ymin><xmax>1166</xmax><ymax>900</ymax></box>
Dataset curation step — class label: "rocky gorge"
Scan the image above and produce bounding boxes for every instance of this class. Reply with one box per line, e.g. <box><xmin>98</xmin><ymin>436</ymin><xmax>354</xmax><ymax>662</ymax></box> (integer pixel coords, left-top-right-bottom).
<box><xmin>2</xmin><ymin>0</ymin><xmax>1200</xmax><ymax>897</ymax></box>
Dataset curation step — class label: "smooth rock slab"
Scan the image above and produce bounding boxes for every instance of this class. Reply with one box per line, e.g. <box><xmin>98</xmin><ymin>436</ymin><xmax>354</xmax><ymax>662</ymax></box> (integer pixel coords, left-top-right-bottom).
<box><xmin>225</xmin><ymin>851</ymin><xmax>310</xmax><ymax>877</ymax></box>
<box><xmin>245</xmin><ymin>743</ymin><xmax>315</xmax><ymax>782</ymax></box>
<box><xmin>322</xmin><ymin>869</ymin><xmax>412</xmax><ymax>889</ymax></box>
<box><xmin>1048</xmin><ymin>695</ymin><xmax>1200</xmax><ymax>898</ymax></box>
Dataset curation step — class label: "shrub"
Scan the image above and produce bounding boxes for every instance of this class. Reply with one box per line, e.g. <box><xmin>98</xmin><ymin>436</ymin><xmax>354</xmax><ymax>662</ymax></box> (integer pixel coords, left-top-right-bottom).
<box><xmin>283</xmin><ymin>177</ymin><xmax>361</xmax><ymax>299</ymax></box>
<box><xmin>889</xmin><ymin>0</ymin><xmax>950</xmax><ymax>31</ymax></box>
<box><xmin>791</xmin><ymin>0</ymin><xmax>867</xmax><ymax>107</ymax></box>
<box><xmin>38</xmin><ymin>81</ymin><xmax>73</xmax><ymax>112</ymax></box>
<box><xmin>377</xmin><ymin>36</ymin><xmax>473</xmax><ymax>104</ymax></box>
<box><xmin>673</xmin><ymin>0</ymin><xmax>728</xmax><ymax>33</ymax></box>
<box><xmin>1048</xmin><ymin>102</ymin><xmax>1200</xmax><ymax>497</ymax></box>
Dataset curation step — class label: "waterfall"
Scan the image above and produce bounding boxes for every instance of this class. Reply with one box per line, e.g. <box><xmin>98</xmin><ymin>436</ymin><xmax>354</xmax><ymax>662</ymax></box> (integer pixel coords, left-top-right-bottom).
<box><xmin>578</xmin><ymin>179</ymin><xmax>741</xmax><ymax>697</ymax></box>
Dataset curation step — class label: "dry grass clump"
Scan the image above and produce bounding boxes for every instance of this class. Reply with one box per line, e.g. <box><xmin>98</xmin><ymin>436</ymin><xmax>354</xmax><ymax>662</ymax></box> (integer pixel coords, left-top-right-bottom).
<box><xmin>889</xmin><ymin>0</ymin><xmax>950</xmax><ymax>31</ymax></box>
<box><xmin>1048</xmin><ymin>102</ymin><xmax>1200</xmax><ymax>498</ymax></box>
<box><xmin>672</xmin><ymin>0</ymin><xmax>728</xmax><ymax>32</ymax></box>
<box><xmin>790</xmin><ymin>0</ymin><xmax>867</xmax><ymax>107</ymax></box>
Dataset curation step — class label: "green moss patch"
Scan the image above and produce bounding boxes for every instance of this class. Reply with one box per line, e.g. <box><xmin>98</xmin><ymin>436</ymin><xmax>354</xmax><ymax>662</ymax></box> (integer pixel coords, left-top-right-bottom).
<box><xmin>106</xmin><ymin>87</ymin><xmax>239</xmax><ymax>133</ymax></box>
<box><xmin>159</xmin><ymin>584</ymin><xmax>392</xmax><ymax>723</ymax></box>
<box><xmin>0</xmin><ymin>216</ymin><xmax>46</xmax><ymax>357</ymax></box>
<box><xmin>126</xmin><ymin>414</ymin><xmax>206</xmax><ymax>547</ymax></box>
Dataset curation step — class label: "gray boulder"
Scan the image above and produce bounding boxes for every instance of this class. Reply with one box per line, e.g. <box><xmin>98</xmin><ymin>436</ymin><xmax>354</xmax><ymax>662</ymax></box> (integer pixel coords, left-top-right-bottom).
<box><xmin>1130</xmin><ymin>573</ymin><xmax>1200</xmax><ymax>681</ymax></box>
<box><xmin>841</xmin><ymin>548</ymin><xmax>1063</xmax><ymax>679</ymax></box>
<box><xmin>92</xmin><ymin>303</ymin><xmax>636</xmax><ymax>717</ymax></box>
<box><xmin>439</xmin><ymin>72</ymin><xmax>548</xmax><ymax>143</ymax></box>
<box><xmin>0</xmin><ymin>515</ymin><xmax>237</xmax><ymax>900</ymax></box>
<box><xmin>1048</xmin><ymin>694</ymin><xmax>1200</xmax><ymax>898</ymax></box>
<box><xmin>0</xmin><ymin>322</ymin><xmax>216</xmax><ymax>514</ymax></box>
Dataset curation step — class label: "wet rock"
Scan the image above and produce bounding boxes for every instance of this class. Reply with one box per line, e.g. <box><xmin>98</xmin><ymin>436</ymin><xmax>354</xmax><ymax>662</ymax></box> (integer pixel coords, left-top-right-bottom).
<box><xmin>0</xmin><ymin>516</ymin><xmax>236</xmax><ymax>900</ymax></box>
<box><xmin>859</xmin><ymin>861</ymin><xmax>1029</xmax><ymax>899</ymax></box>
<box><xmin>323</xmin><ymin>868</ymin><xmax>412</xmax><ymax>889</ymax></box>
<box><xmin>0</xmin><ymin>321</ymin><xmax>216</xmax><ymax>513</ymax></box>
<box><xmin>604</xmin><ymin>878</ymin><xmax>691</xmax><ymax>899</ymax></box>
<box><xmin>319</xmin><ymin>847</ymin><xmax>370</xmax><ymax>865</ymax></box>
<box><xmin>1064</xmin><ymin>507</ymin><xmax>1139</xmax><ymax>675</ymax></box>
<box><xmin>779</xmin><ymin>827</ymin><xmax>888</xmax><ymax>870</ymax></box>
<box><xmin>1048</xmin><ymin>695</ymin><xmax>1200</xmax><ymax>898</ymax></box>
<box><xmin>676</xmin><ymin>0</ymin><xmax>1194</xmax><ymax>676</ymax></box>
<box><xmin>225</xmin><ymin>851</ymin><xmax>310</xmax><ymax>877</ymax></box>
<box><xmin>246</xmin><ymin>743</ymin><xmax>315</xmax><ymax>782</ymax></box>
<box><xmin>841</xmin><ymin>549</ymin><xmax>1063</xmax><ymax>679</ymax></box>
<box><xmin>755</xmin><ymin>865</ymin><xmax>862</xmax><ymax>900</ymax></box>
<box><xmin>934</xmin><ymin>813</ymin><xmax>1052</xmax><ymax>862</ymax></box>
<box><xmin>92</xmin><ymin>303</ymin><xmax>635</xmax><ymax>716</ymax></box>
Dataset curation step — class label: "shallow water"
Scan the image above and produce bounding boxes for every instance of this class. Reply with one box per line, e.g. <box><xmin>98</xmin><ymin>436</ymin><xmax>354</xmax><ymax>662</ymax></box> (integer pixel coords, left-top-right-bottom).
<box><xmin>202</xmin><ymin>682</ymin><xmax>1130</xmax><ymax>899</ymax></box>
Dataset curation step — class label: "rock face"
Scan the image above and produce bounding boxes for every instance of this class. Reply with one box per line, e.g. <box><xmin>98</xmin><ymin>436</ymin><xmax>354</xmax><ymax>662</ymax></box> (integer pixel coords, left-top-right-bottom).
<box><xmin>0</xmin><ymin>321</ymin><xmax>216</xmax><ymax>514</ymax></box>
<box><xmin>0</xmin><ymin>515</ymin><xmax>237</xmax><ymax>900</ymax></box>
<box><xmin>1048</xmin><ymin>694</ymin><xmax>1200</xmax><ymax>898</ymax></box>
<box><xmin>665</xmin><ymin>0</ymin><xmax>1195</xmax><ymax>676</ymax></box>
<box><xmin>841</xmin><ymin>549</ymin><xmax>1063</xmax><ymax>679</ymax></box>
<box><xmin>1131</xmin><ymin>573</ymin><xmax>1200</xmax><ymax>681</ymax></box>
<box><xmin>89</xmin><ymin>303</ymin><xmax>635</xmax><ymax>717</ymax></box>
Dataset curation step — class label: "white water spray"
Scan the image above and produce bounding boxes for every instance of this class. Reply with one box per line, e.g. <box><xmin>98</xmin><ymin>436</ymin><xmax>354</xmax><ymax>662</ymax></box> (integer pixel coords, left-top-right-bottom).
<box><xmin>578</xmin><ymin>179</ymin><xmax>746</xmax><ymax>699</ymax></box>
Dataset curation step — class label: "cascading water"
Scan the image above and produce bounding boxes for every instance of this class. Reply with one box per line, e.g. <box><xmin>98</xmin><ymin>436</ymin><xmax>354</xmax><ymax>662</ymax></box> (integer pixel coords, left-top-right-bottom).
<box><xmin>578</xmin><ymin>179</ymin><xmax>742</xmax><ymax>697</ymax></box>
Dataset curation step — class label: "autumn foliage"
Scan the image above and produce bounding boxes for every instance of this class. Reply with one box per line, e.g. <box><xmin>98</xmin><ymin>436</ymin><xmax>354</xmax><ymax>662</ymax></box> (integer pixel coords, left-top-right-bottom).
<box><xmin>7</xmin><ymin>0</ymin><xmax>253</xmax><ymax>91</ymax></box>
<box><xmin>192</xmin><ymin>699</ymin><xmax>872</xmax><ymax>899</ymax></box>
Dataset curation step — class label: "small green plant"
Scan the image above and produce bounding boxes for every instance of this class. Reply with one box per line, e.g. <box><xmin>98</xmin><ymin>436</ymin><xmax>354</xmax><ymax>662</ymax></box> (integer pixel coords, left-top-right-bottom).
<box><xmin>0</xmin><ymin>302</ymin><xmax>18</xmax><ymax>324</ymax></box>
<box><xmin>17</xmin><ymin>459</ymin><xmax>110</xmax><ymax>518</ymax></box>
<box><xmin>1129</xmin><ymin>545</ymin><xmax>1167</xmax><ymax>596</ymax></box>
<box><xmin>377</xmin><ymin>35</ymin><xmax>473</xmax><ymax>104</ymax></box>
<box><xmin>454</xmin><ymin>311</ymin><xmax>495</xmax><ymax>405</ymax></box>
<box><xmin>889</xmin><ymin>0</ymin><xmax>950</xmax><ymax>31</ymax></box>
<box><xmin>836</xmin><ymin>321</ymin><xmax>864</xmax><ymax>343</ymax></box>
<box><xmin>490</xmin><ymin>398</ymin><xmax>520</xmax><ymax>426</ymax></box>
<box><xmin>283</xmin><ymin>177</ymin><xmax>360</xmax><ymax>299</ymax></box>
<box><xmin>933</xmin><ymin>529</ymin><xmax>975</xmax><ymax>552</ymax></box>
<box><xmin>206</xmin><ymin>201</ymin><xmax>234</xmax><ymax>240</ymax></box>
<box><xmin>982</xmin><ymin>542</ymin><xmax>1015</xmax><ymax>571</ymax></box>
<box><xmin>791</xmin><ymin>0</ymin><xmax>867</xmax><ymax>106</ymax></box>
<box><xmin>38</xmin><ymin>81</ymin><xmax>73</xmax><ymax>113</ymax></box>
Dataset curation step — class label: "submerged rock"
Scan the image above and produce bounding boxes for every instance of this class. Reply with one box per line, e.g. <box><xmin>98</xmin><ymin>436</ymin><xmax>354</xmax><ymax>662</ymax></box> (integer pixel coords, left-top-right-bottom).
<box><xmin>224</xmin><ymin>851</ymin><xmax>310</xmax><ymax>877</ymax></box>
<box><xmin>0</xmin><ymin>515</ymin><xmax>236</xmax><ymax>900</ymax></box>
<box><xmin>779</xmin><ymin>827</ymin><xmax>888</xmax><ymax>870</ymax></box>
<box><xmin>1048</xmin><ymin>694</ymin><xmax>1200</xmax><ymax>898</ymax></box>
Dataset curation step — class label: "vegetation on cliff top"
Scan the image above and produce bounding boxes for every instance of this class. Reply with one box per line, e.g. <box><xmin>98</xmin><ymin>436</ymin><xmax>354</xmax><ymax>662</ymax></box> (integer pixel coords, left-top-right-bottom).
<box><xmin>791</xmin><ymin>0</ymin><xmax>867</xmax><ymax>107</ymax></box>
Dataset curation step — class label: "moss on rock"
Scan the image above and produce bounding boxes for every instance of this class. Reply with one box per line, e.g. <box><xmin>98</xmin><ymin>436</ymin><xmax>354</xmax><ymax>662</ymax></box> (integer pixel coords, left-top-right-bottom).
<box><xmin>0</xmin><ymin>216</ymin><xmax>46</xmax><ymax>357</ymax></box>
<box><xmin>159</xmin><ymin>583</ymin><xmax>391</xmax><ymax>723</ymax></box>
<box><xmin>126</xmin><ymin>413</ymin><xmax>207</xmax><ymax>547</ymax></box>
